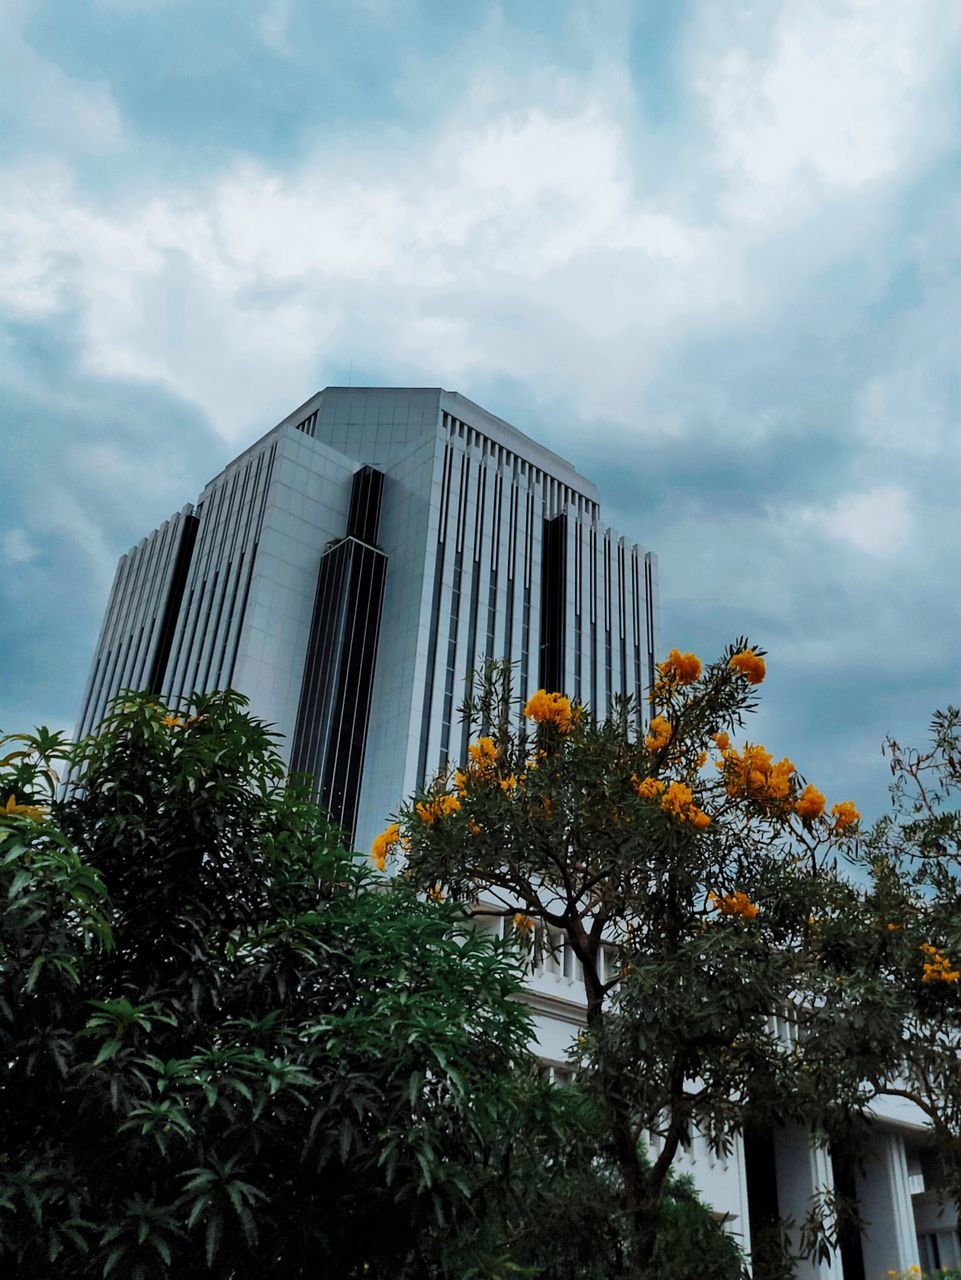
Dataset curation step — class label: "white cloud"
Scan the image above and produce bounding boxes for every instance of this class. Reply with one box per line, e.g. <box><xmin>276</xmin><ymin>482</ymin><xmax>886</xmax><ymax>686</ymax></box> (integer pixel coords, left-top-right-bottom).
<box><xmin>797</xmin><ymin>485</ymin><xmax>912</xmax><ymax>557</ymax></box>
<box><xmin>2</xmin><ymin>529</ymin><xmax>37</xmax><ymax>565</ymax></box>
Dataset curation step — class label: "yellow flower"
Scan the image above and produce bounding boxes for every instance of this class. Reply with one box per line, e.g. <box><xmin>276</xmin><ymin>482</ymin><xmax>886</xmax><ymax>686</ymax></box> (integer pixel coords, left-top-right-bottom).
<box><xmin>830</xmin><ymin>800</ymin><xmax>860</xmax><ymax>832</ymax></box>
<box><xmin>645</xmin><ymin>716</ymin><xmax>672</xmax><ymax>751</ymax></box>
<box><xmin>500</xmin><ymin>775</ymin><xmax>517</xmax><ymax>792</ymax></box>
<box><xmin>729</xmin><ymin>649</ymin><xmax>766</xmax><ymax>684</ymax></box>
<box><xmin>468</xmin><ymin>736</ymin><xmax>497</xmax><ymax>766</ymax></box>
<box><xmin>524</xmin><ymin>689</ymin><xmax>575</xmax><ymax>733</ymax></box>
<box><xmin>2</xmin><ymin>793</ymin><xmax>46</xmax><ymax>822</ymax></box>
<box><xmin>696</xmin><ymin>750</ymin><xmax>708</xmax><ymax>768</ymax></box>
<box><xmin>713</xmin><ymin>731</ymin><xmax>731</xmax><ymax>752</ymax></box>
<box><xmin>657</xmin><ymin>648</ymin><xmax>702</xmax><ymax>686</ymax></box>
<box><xmin>415</xmin><ymin>794</ymin><xmax>462</xmax><ymax>824</ymax></box>
<box><xmin>427</xmin><ymin>883</ymin><xmax>445</xmax><ymax>903</ymax></box>
<box><xmin>162</xmin><ymin>713</ymin><xmax>184</xmax><ymax>728</ymax></box>
<box><xmin>633</xmin><ymin>775</ymin><xmax>666</xmax><ymax>801</ymax></box>
<box><xmin>886</xmin><ymin>922</ymin><xmax>905</xmax><ymax>932</ymax></box>
<box><xmin>721</xmin><ymin>743</ymin><xmax>796</xmax><ymax>812</ymax></box>
<box><xmin>658</xmin><ymin>780</ymin><xmax>710</xmax><ymax>829</ymax></box>
<box><xmin>709</xmin><ymin>890</ymin><xmax>759</xmax><ymax>920</ymax></box>
<box><xmin>467</xmin><ymin>818</ymin><xmax>482</xmax><ymax>836</ymax></box>
<box><xmin>371</xmin><ymin>822</ymin><xmax>403</xmax><ymax>871</ymax></box>
<box><xmin>795</xmin><ymin>784</ymin><xmax>826</xmax><ymax>823</ymax></box>
<box><xmin>920</xmin><ymin>942</ymin><xmax>960</xmax><ymax>983</ymax></box>
<box><xmin>513</xmin><ymin>913</ymin><xmax>535</xmax><ymax>934</ymax></box>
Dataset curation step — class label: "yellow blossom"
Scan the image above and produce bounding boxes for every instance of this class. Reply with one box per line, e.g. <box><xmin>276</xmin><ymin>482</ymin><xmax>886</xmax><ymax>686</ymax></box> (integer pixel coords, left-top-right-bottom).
<box><xmin>657</xmin><ymin>648</ymin><xmax>702</xmax><ymax>686</ymax></box>
<box><xmin>831</xmin><ymin>800</ymin><xmax>860</xmax><ymax>833</ymax></box>
<box><xmin>920</xmin><ymin>942</ymin><xmax>960</xmax><ymax>984</ymax></box>
<box><xmin>721</xmin><ymin>743</ymin><xmax>795</xmax><ymax>811</ymax></box>
<box><xmin>513</xmin><ymin>913</ymin><xmax>535</xmax><ymax>934</ymax></box>
<box><xmin>500</xmin><ymin>775</ymin><xmax>518</xmax><ymax>793</ymax></box>
<box><xmin>467</xmin><ymin>818</ymin><xmax>482</xmax><ymax>836</ymax></box>
<box><xmin>468</xmin><ymin>737</ymin><xmax>497</xmax><ymax>766</ymax></box>
<box><xmin>657</xmin><ymin>780</ymin><xmax>711</xmax><ymax>829</ymax></box>
<box><xmin>886</xmin><ymin>923</ymin><xmax>905</xmax><ymax>932</ymax></box>
<box><xmin>645</xmin><ymin>716</ymin><xmax>672</xmax><ymax>751</ymax></box>
<box><xmin>370</xmin><ymin>822</ymin><xmax>403</xmax><ymax>871</ymax></box>
<box><xmin>713</xmin><ymin>731</ymin><xmax>731</xmax><ymax>752</ymax></box>
<box><xmin>708</xmin><ymin>890</ymin><xmax>759</xmax><ymax>920</ymax></box>
<box><xmin>795</xmin><ymin>784</ymin><xmax>826</xmax><ymax>823</ymax></box>
<box><xmin>729</xmin><ymin>649</ymin><xmax>766</xmax><ymax>685</ymax></box>
<box><xmin>427</xmin><ymin>883</ymin><xmax>445</xmax><ymax>903</ymax></box>
<box><xmin>415</xmin><ymin>795</ymin><xmax>461</xmax><ymax>825</ymax></box>
<box><xmin>632</xmin><ymin>774</ymin><xmax>665</xmax><ymax>800</ymax></box>
<box><xmin>524</xmin><ymin>690</ymin><xmax>575</xmax><ymax>734</ymax></box>
<box><xmin>162</xmin><ymin>713</ymin><xmax>184</xmax><ymax>728</ymax></box>
<box><xmin>2</xmin><ymin>793</ymin><xmax>46</xmax><ymax>822</ymax></box>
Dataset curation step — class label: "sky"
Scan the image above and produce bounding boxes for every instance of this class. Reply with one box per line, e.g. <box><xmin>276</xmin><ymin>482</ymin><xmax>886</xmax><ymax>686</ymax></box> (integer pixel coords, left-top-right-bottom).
<box><xmin>1</xmin><ymin>0</ymin><xmax>959</xmax><ymax>824</ymax></box>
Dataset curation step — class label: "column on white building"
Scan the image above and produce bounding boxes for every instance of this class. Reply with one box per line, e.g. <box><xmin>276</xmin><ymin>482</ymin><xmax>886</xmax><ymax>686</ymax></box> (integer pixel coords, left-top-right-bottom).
<box><xmin>855</xmin><ymin>1130</ymin><xmax>922</xmax><ymax>1278</ymax></box>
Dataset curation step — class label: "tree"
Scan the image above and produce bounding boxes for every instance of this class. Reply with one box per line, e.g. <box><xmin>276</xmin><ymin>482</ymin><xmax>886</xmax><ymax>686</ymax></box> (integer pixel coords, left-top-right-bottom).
<box><xmin>388</xmin><ymin>646</ymin><xmax>961</xmax><ymax>1276</ymax></box>
<box><xmin>0</xmin><ymin>692</ymin><xmax>573</xmax><ymax>1278</ymax></box>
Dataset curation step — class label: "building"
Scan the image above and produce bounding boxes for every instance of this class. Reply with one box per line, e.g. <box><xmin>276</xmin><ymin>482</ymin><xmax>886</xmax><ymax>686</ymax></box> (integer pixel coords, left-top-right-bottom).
<box><xmin>76</xmin><ymin>387</ymin><xmax>658</xmax><ymax>855</ymax></box>
<box><xmin>77</xmin><ymin>387</ymin><xmax>957</xmax><ymax>1278</ymax></box>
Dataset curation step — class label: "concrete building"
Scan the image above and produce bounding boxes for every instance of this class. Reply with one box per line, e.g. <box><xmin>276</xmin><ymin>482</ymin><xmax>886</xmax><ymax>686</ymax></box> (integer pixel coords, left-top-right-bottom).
<box><xmin>78</xmin><ymin>387</ymin><xmax>958</xmax><ymax>1278</ymax></box>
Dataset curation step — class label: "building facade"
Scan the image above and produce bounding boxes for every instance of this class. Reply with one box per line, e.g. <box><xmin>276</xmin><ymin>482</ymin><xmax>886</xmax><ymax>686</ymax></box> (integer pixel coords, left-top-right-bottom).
<box><xmin>77</xmin><ymin>387</ymin><xmax>956</xmax><ymax>1278</ymax></box>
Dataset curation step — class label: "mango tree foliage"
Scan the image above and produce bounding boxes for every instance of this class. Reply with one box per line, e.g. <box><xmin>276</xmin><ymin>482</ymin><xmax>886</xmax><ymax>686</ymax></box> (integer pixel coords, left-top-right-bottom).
<box><xmin>389</xmin><ymin>646</ymin><xmax>961</xmax><ymax>1276</ymax></box>
<box><xmin>0</xmin><ymin>693</ymin><xmax>573</xmax><ymax>1279</ymax></box>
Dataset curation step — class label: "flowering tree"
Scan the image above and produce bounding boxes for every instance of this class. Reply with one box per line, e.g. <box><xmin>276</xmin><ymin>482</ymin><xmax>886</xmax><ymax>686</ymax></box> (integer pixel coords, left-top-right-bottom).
<box><xmin>378</xmin><ymin>644</ymin><xmax>961</xmax><ymax>1276</ymax></box>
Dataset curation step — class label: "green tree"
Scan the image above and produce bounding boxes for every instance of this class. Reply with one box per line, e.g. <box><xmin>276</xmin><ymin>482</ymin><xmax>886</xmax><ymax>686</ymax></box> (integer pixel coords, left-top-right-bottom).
<box><xmin>390</xmin><ymin>646</ymin><xmax>961</xmax><ymax>1276</ymax></box>
<box><xmin>0</xmin><ymin>693</ymin><xmax>570</xmax><ymax>1278</ymax></box>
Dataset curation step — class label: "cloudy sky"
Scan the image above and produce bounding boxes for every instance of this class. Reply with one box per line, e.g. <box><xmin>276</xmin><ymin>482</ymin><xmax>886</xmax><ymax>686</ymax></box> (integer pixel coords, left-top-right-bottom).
<box><xmin>2</xmin><ymin>0</ymin><xmax>959</xmax><ymax>821</ymax></box>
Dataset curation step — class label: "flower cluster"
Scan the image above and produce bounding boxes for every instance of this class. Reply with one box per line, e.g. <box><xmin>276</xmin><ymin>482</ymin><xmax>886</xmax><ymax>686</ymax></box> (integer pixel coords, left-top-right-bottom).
<box><xmin>645</xmin><ymin>716</ymin><xmax>672</xmax><ymax>751</ymax></box>
<box><xmin>427</xmin><ymin>883</ymin><xmax>445</xmax><ymax>903</ymax></box>
<box><xmin>919</xmin><ymin>943</ymin><xmax>960</xmax><ymax>984</ymax></box>
<box><xmin>659</xmin><ymin>781</ymin><xmax>711</xmax><ymax>829</ymax></box>
<box><xmin>795</xmin><ymin>784</ymin><xmax>826</xmax><ymax>823</ymax></box>
<box><xmin>719</xmin><ymin>742</ymin><xmax>796</xmax><ymax>809</ymax></box>
<box><xmin>708</xmin><ymin>891</ymin><xmax>760</xmax><ymax>920</ymax></box>
<box><xmin>657</xmin><ymin>648</ymin><xmax>702</xmax><ymax>686</ymax></box>
<box><xmin>831</xmin><ymin>800</ymin><xmax>860</xmax><ymax>832</ymax></box>
<box><xmin>729</xmin><ymin>649</ymin><xmax>766</xmax><ymax>685</ymax></box>
<box><xmin>513</xmin><ymin>913</ymin><xmax>535</xmax><ymax>934</ymax></box>
<box><xmin>415</xmin><ymin>795</ymin><xmax>462</xmax><ymax>825</ymax></box>
<box><xmin>455</xmin><ymin>737</ymin><xmax>499</xmax><ymax>794</ymax></box>
<box><xmin>524</xmin><ymin>690</ymin><xmax>575</xmax><ymax>733</ymax></box>
<box><xmin>370</xmin><ymin>822</ymin><xmax>405</xmax><ymax>871</ymax></box>
<box><xmin>632</xmin><ymin>775</ymin><xmax>665</xmax><ymax>801</ymax></box>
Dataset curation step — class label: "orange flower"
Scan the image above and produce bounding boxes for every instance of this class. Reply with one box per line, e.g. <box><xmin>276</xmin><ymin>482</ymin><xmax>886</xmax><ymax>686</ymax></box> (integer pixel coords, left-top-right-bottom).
<box><xmin>709</xmin><ymin>890</ymin><xmax>759</xmax><ymax>920</ymax></box>
<box><xmin>427</xmin><ymin>883</ymin><xmax>445</xmax><ymax>903</ymax></box>
<box><xmin>713</xmin><ymin>731</ymin><xmax>731</xmax><ymax>753</ymax></box>
<box><xmin>500</xmin><ymin>775</ymin><xmax>518</xmax><ymax>792</ymax></box>
<box><xmin>524</xmin><ymin>690</ymin><xmax>575</xmax><ymax>733</ymax></box>
<box><xmin>795</xmin><ymin>784</ymin><xmax>826</xmax><ymax>823</ymax></box>
<box><xmin>633</xmin><ymin>775</ymin><xmax>666</xmax><ymax>801</ymax></box>
<box><xmin>162</xmin><ymin>713</ymin><xmax>184</xmax><ymax>728</ymax></box>
<box><xmin>658</xmin><ymin>648</ymin><xmax>702</xmax><ymax>686</ymax></box>
<box><xmin>371</xmin><ymin>822</ymin><xmax>403</xmax><ymax>871</ymax></box>
<box><xmin>468</xmin><ymin>737</ymin><xmax>497</xmax><ymax>766</ymax></box>
<box><xmin>467</xmin><ymin>818</ymin><xmax>482</xmax><ymax>836</ymax></box>
<box><xmin>659</xmin><ymin>780</ymin><xmax>710</xmax><ymax>829</ymax></box>
<box><xmin>721</xmin><ymin>743</ymin><xmax>795</xmax><ymax>811</ymax></box>
<box><xmin>831</xmin><ymin>801</ymin><xmax>860</xmax><ymax>833</ymax></box>
<box><xmin>2</xmin><ymin>793</ymin><xmax>46</xmax><ymax>822</ymax></box>
<box><xmin>513</xmin><ymin>913</ymin><xmax>535</xmax><ymax>934</ymax></box>
<box><xmin>919</xmin><ymin>942</ymin><xmax>960</xmax><ymax>983</ymax></box>
<box><xmin>415</xmin><ymin>794</ymin><xmax>462</xmax><ymax>824</ymax></box>
<box><xmin>729</xmin><ymin>649</ymin><xmax>766</xmax><ymax>685</ymax></box>
<box><xmin>645</xmin><ymin>716</ymin><xmax>672</xmax><ymax>751</ymax></box>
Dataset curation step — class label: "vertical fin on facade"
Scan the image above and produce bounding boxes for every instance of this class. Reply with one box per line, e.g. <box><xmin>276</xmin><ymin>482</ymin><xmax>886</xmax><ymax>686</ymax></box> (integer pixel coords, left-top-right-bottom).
<box><xmin>290</xmin><ymin>466</ymin><xmax>387</xmax><ymax>839</ymax></box>
<box><xmin>538</xmin><ymin>512</ymin><xmax>567</xmax><ymax>693</ymax></box>
<box><xmin>147</xmin><ymin>514</ymin><xmax>199</xmax><ymax>695</ymax></box>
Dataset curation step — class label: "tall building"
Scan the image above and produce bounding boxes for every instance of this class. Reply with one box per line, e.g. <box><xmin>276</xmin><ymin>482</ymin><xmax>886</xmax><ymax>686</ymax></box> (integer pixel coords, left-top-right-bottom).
<box><xmin>76</xmin><ymin>387</ymin><xmax>957</xmax><ymax>1277</ymax></box>
<box><xmin>77</xmin><ymin>387</ymin><xmax>659</xmax><ymax>853</ymax></box>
